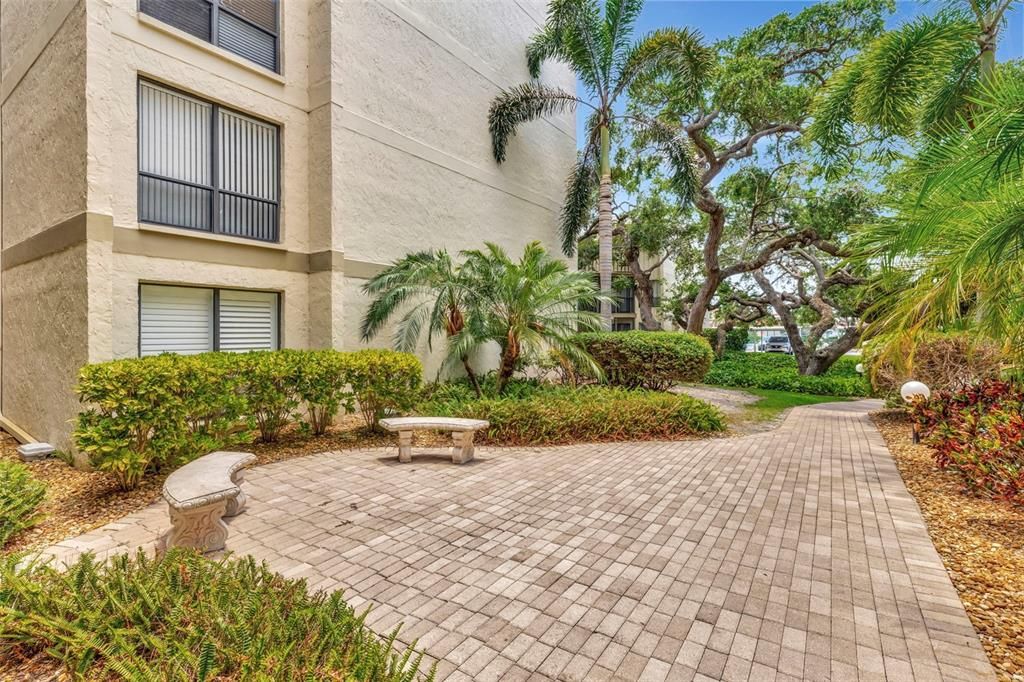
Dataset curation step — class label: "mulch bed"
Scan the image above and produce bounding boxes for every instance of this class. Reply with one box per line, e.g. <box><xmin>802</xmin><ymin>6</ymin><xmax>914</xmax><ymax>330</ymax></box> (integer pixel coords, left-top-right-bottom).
<box><xmin>872</xmin><ymin>410</ymin><xmax>1024</xmax><ymax>681</ymax></box>
<box><xmin>0</xmin><ymin>417</ymin><xmax>447</xmax><ymax>557</ymax></box>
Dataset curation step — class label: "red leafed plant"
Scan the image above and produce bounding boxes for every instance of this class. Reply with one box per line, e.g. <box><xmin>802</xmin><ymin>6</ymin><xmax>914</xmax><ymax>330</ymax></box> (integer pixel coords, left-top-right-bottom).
<box><xmin>910</xmin><ymin>379</ymin><xmax>1024</xmax><ymax>504</ymax></box>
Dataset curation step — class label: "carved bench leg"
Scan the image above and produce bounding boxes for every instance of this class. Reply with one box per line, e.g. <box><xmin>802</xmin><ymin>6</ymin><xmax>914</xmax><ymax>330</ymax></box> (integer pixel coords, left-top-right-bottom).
<box><xmin>165</xmin><ymin>500</ymin><xmax>230</xmax><ymax>553</ymax></box>
<box><xmin>224</xmin><ymin>471</ymin><xmax>247</xmax><ymax>517</ymax></box>
<box><xmin>398</xmin><ymin>431</ymin><xmax>413</xmax><ymax>462</ymax></box>
<box><xmin>451</xmin><ymin>430</ymin><xmax>475</xmax><ymax>464</ymax></box>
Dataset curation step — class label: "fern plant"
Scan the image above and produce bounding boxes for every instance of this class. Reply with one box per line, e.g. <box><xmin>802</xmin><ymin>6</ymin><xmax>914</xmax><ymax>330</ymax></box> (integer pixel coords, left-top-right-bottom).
<box><xmin>0</xmin><ymin>460</ymin><xmax>45</xmax><ymax>547</ymax></box>
<box><xmin>0</xmin><ymin>549</ymin><xmax>435</xmax><ymax>681</ymax></box>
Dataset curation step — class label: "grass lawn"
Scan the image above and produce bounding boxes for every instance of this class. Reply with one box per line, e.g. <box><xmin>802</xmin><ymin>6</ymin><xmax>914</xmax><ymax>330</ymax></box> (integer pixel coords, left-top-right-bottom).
<box><xmin>741</xmin><ymin>388</ymin><xmax>850</xmax><ymax>422</ymax></box>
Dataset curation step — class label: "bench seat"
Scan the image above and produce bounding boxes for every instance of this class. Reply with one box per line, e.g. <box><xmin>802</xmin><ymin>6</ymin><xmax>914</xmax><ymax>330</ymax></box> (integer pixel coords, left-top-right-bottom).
<box><xmin>379</xmin><ymin>417</ymin><xmax>489</xmax><ymax>464</ymax></box>
<box><xmin>161</xmin><ymin>451</ymin><xmax>255</xmax><ymax>553</ymax></box>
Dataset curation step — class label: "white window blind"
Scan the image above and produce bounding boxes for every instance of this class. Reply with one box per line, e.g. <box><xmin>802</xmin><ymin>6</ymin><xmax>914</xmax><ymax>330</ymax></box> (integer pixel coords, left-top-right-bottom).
<box><xmin>139</xmin><ymin>285</ymin><xmax>214</xmax><ymax>356</ymax></box>
<box><xmin>217</xmin><ymin>289</ymin><xmax>278</xmax><ymax>352</ymax></box>
<box><xmin>139</xmin><ymin>285</ymin><xmax>279</xmax><ymax>356</ymax></box>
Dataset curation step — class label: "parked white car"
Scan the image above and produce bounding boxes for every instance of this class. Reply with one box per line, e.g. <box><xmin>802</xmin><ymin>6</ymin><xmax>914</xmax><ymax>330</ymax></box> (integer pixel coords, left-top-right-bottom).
<box><xmin>763</xmin><ymin>335</ymin><xmax>793</xmax><ymax>353</ymax></box>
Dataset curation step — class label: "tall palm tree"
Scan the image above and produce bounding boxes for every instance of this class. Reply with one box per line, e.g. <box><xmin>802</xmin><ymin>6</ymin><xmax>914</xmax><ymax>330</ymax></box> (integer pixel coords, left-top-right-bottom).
<box><xmin>451</xmin><ymin>242</ymin><xmax>609</xmax><ymax>393</ymax></box>
<box><xmin>360</xmin><ymin>250</ymin><xmax>483</xmax><ymax>395</ymax></box>
<box><xmin>488</xmin><ymin>0</ymin><xmax>710</xmax><ymax>329</ymax></box>
<box><xmin>810</xmin><ymin>0</ymin><xmax>1018</xmax><ymax>157</ymax></box>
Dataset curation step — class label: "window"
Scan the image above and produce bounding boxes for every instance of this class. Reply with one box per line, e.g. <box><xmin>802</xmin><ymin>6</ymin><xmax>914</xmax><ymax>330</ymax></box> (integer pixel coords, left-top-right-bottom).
<box><xmin>613</xmin><ymin>321</ymin><xmax>635</xmax><ymax>332</ymax></box>
<box><xmin>139</xmin><ymin>0</ymin><xmax>279</xmax><ymax>72</ymax></box>
<box><xmin>612</xmin><ymin>285</ymin><xmax>635</xmax><ymax>314</ymax></box>
<box><xmin>138</xmin><ymin>81</ymin><xmax>279</xmax><ymax>242</ymax></box>
<box><xmin>139</xmin><ymin>284</ymin><xmax>279</xmax><ymax>356</ymax></box>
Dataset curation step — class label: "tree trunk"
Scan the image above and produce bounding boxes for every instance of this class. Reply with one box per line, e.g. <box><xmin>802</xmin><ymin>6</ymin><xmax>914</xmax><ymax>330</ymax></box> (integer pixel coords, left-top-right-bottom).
<box><xmin>597</xmin><ymin>125</ymin><xmax>614</xmax><ymax>331</ymax></box>
<box><xmin>686</xmin><ymin>200</ymin><xmax>726</xmax><ymax>334</ymax></box>
<box><xmin>625</xmin><ymin>246</ymin><xmax>660</xmax><ymax>331</ymax></box>
<box><xmin>496</xmin><ymin>340</ymin><xmax>519</xmax><ymax>394</ymax></box>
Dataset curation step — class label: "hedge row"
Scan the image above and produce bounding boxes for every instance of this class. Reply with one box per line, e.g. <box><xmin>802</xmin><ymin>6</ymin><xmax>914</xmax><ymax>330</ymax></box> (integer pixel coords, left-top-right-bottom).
<box><xmin>74</xmin><ymin>349</ymin><xmax>421</xmax><ymax>490</ymax></box>
<box><xmin>417</xmin><ymin>382</ymin><xmax>725</xmax><ymax>445</ymax></box>
<box><xmin>704</xmin><ymin>352</ymin><xmax>870</xmax><ymax>397</ymax></box>
<box><xmin>575</xmin><ymin>331</ymin><xmax>714</xmax><ymax>390</ymax></box>
<box><xmin>0</xmin><ymin>549</ymin><xmax>433</xmax><ymax>680</ymax></box>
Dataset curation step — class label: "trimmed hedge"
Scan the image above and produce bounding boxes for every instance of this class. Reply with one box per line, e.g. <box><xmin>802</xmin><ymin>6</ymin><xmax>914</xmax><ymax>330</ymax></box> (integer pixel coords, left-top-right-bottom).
<box><xmin>575</xmin><ymin>331</ymin><xmax>714</xmax><ymax>390</ymax></box>
<box><xmin>417</xmin><ymin>383</ymin><xmax>725</xmax><ymax>445</ymax></box>
<box><xmin>0</xmin><ymin>461</ymin><xmax>46</xmax><ymax>548</ymax></box>
<box><xmin>74</xmin><ymin>349</ymin><xmax>422</xmax><ymax>489</ymax></box>
<box><xmin>705</xmin><ymin>352</ymin><xmax>870</xmax><ymax>397</ymax></box>
<box><xmin>0</xmin><ymin>549</ymin><xmax>433</xmax><ymax>681</ymax></box>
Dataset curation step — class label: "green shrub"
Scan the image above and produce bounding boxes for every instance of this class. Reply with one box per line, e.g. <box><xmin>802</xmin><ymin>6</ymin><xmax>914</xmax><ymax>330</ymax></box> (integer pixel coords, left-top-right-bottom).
<box><xmin>575</xmin><ymin>331</ymin><xmax>714</xmax><ymax>390</ymax></box>
<box><xmin>417</xmin><ymin>383</ymin><xmax>725</xmax><ymax>445</ymax></box>
<box><xmin>701</xmin><ymin>326</ymin><xmax>749</xmax><ymax>352</ymax></box>
<box><xmin>293</xmin><ymin>350</ymin><xmax>355</xmax><ymax>436</ymax></box>
<box><xmin>705</xmin><ymin>352</ymin><xmax>870</xmax><ymax>396</ymax></box>
<box><xmin>347</xmin><ymin>349</ymin><xmax>423</xmax><ymax>428</ymax></box>
<box><xmin>0</xmin><ymin>549</ymin><xmax>434</xmax><ymax>681</ymax></box>
<box><xmin>0</xmin><ymin>461</ymin><xmax>46</xmax><ymax>547</ymax></box>
<box><xmin>236</xmin><ymin>351</ymin><xmax>301</xmax><ymax>443</ymax></box>
<box><xmin>74</xmin><ymin>349</ymin><xmax>421</xmax><ymax>489</ymax></box>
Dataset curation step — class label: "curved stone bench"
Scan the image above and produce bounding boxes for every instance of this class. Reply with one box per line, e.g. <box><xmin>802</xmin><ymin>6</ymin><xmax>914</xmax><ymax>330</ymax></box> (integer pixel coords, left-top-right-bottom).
<box><xmin>379</xmin><ymin>417</ymin><xmax>489</xmax><ymax>464</ymax></box>
<box><xmin>162</xmin><ymin>451</ymin><xmax>256</xmax><ymax>553</ymax></box>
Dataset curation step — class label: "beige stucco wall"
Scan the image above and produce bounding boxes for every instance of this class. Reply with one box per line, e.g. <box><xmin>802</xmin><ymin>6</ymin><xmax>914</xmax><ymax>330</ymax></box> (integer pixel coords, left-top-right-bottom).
<box><xmin>1</xmin><ymin>1</ymin><xmax>88</xmax><ymax>247</ymax></box>
<box><xmin>2</xmin><ymin>246</ymin><xmax>90</xmax><ymax>452</ymax></box>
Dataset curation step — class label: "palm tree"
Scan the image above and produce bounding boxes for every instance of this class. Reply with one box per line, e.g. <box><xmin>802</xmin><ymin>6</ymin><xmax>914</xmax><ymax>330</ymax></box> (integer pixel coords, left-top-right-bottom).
<box><xmin>451</xmin><ymin>242</ymin><xmax>609</xmax><ymax>394</ymax></box>
<box><xmin>360</xmin><ymin>250</ymin><xmax>483</xmax><ymax>395</ymax></box>
<box><xmin>810</xmin><ymin>0</ymin><xmax>1018</xmax><ymax>157</ymax></box>
<box><xmin>488</xmin><ymin>0</ymin><xmax>710</xmax><ymax>329</ymax></box>
<box><xmin>856</xmin><ymin>72</ymin><xmax>1024</xmax><ymax>357</ymax></box>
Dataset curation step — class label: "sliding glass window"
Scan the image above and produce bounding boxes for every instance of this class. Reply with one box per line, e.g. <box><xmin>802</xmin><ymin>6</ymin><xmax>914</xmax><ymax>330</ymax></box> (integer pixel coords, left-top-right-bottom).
<box><xmin>137</xmin><ymin>80</ymin><xmax>280</xmax><ymax>242</ymax></box>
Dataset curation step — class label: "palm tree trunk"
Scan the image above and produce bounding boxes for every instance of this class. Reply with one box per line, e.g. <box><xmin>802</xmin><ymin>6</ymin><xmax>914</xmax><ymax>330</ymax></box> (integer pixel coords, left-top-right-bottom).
<box><xmin>597</xmin><ymin>125</ymin><xmax>614</xmax><ymax>331</ymax></box>
<box><xmin>462</xmin><ymin>356</ymin><xmax>483</xmax><ymax>398</ymax></box>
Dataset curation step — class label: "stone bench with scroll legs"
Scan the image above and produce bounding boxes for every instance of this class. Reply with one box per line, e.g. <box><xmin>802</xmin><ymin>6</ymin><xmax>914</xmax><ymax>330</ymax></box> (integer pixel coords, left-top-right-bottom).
<box><xmin>161</xmin><ymin>451</ymin><xmax>256</xmax><ymax>553</ymax></box>
<box><xmin>378</xmin><ymin>417</ymin><xmax>490</xmax><ymax>464</ymax></box>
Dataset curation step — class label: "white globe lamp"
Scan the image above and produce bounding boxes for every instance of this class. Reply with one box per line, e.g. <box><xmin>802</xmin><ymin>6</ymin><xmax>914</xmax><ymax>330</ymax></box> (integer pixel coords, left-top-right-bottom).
<box><xmin>900</xmin><ymin>381</ymin><xmax>930</xmax><ymax>404</ymax></box>
<box><xmin>855</xmin><ymin>363</ymin><xmax>864</xmax><ymax>374</ymax></box>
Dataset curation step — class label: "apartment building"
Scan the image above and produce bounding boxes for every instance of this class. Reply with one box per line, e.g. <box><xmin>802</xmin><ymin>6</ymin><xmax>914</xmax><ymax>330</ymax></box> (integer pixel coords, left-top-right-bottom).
<box><xmin>0</xmin><ymin>0</ymin><xmax>576</xmax><ymax>451</ymax></box>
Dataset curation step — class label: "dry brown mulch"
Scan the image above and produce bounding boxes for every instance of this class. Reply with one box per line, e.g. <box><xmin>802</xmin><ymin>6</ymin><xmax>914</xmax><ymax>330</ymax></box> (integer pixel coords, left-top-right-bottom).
<box><xmin>872</xmin><ymin>410</ymin><xmax>1024</xmax><ymax>681</ymax></box>
<box><xmin>0</xmin><ymin>417</ymin><xmax>438</xmax><ymax>556</ymax></box>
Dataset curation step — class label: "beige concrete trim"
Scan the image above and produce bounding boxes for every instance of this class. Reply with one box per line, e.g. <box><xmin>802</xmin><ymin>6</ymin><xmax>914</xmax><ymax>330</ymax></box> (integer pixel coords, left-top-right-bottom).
<box><xmin>337</xmin><ymin>106</ymin><xmax>561</xmax><ymax>213</ymax></box>
<box><xmin>0</xmin><ymin>413</ymin><xmax>36</xmax><ymax>444</ymax></box>
<box><xmin>0</xmin><ymin>0</ymin><xmax>80</xmax><ymax>104</ymax></box>
<box><xmin>0</xmin><ymin>213</ymin><xmax>387</xmax><ymax>278</ymax></box>
<box><xmin>0</xmin><ymin>212</ymin><xmax>110</xmax><ymax>270</ymax></box>
<box><xmin>113</xmin><ymin>226</ymin><xmax>310</xmax><ymax>272</ymax></box>
<box><xmin>342</xmin><ymin>258</ymin><xmax>389</xmax><ymax>280</ymax></box>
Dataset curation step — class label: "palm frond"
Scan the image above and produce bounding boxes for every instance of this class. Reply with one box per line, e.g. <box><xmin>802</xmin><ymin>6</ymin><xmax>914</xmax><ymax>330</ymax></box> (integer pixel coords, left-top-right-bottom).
<box><xmin>615</xmin><ymin>27</ymin><xmax>711</xmax><ymax>104</ymax></box>
<box><xmin>601</xmin><ymin>0</ymin><xmax>645</xmax><ymax>82</ymax></box>
<box><xmin>632</xmin><ymin>117</ymin><xmax>700</xmax><ymax>205</ymax></box>
<box><xmin>559</xmin><ymin>145</ymin><xmax>599</xmax><ymax>255</ymax></box>
<box><xmin>488</xmin><ymin>83</ymin><xmax>583</xmax><ymax>163</ymax></box>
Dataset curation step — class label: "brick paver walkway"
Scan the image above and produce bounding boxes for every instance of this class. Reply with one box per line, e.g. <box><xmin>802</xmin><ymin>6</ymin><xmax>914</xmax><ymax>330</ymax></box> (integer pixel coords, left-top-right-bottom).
<box><xmin>40</xmin><ymin>400</ymin><xmax>994</xmax><ymax>681</ymax></box>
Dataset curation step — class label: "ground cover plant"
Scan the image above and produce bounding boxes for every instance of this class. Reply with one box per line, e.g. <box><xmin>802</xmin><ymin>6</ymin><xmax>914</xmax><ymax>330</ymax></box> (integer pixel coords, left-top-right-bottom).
<box><xmin>704</xmin><ymin>352</ymin><xmax>870</xmax><ymax>396</ymax></box>
<box><xmin>417</xmin><ymin>380</ymin><xmax>725</xmax><ymax>445</ymax></box>
<box><xmin>910</xmin><ymin>379</ymin><xmax>1024</xmax><ymax>505</ymax></box>
<box><xmin>0</xmin><ymin>461</ymin><xmax>46</xmax><ymax>548</ymax></box>
<box><xmin>0</xmin><ymin>548</ymin><xmax>433</xmax><ymax>681</ymax></box>
<box><xmin>576</xmin><ymin>331</ymin><xmax>713</xmax><ymax>390</ymax></box>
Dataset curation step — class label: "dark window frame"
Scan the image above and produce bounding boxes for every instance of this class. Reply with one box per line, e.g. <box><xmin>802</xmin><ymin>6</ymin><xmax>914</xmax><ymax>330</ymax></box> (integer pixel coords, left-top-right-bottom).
<box><xmin>139</xmin><ymin>0</ymin><xmax>281</xmax><ymax>73</ymax></box>
<box><xmin>137</xmin><ymin>79</ymin><xmax>281</xmax><ymax>243</ymax></box>
<box><xmin>137</xmin><ymin>282</ymin><xmax>283</xmax><ymax>357</ymax></box>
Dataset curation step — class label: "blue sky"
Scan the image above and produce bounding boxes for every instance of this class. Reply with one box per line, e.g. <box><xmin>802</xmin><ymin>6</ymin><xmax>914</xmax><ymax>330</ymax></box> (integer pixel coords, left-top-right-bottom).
<box><xmin>575</xmin><ymin>0</ymin><xmax>1024</xmax><ymax>143</ymax></box>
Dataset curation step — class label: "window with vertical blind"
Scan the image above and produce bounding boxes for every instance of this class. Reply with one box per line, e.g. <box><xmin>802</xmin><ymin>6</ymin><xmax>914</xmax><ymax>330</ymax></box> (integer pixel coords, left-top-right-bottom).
<box><xmin>139</xmin><ymin>284</ymin><xmax>280</xmax><ymax>356</ymax></box>
<box><xmin>139</xmin><ymin>0</ymin><xmax>279</xmax><ymax>72</ymax></box>
<box><xmin>137</xmin><ymin>80</ymin><xmax>280</xmax><ymax>242</ymax></box>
